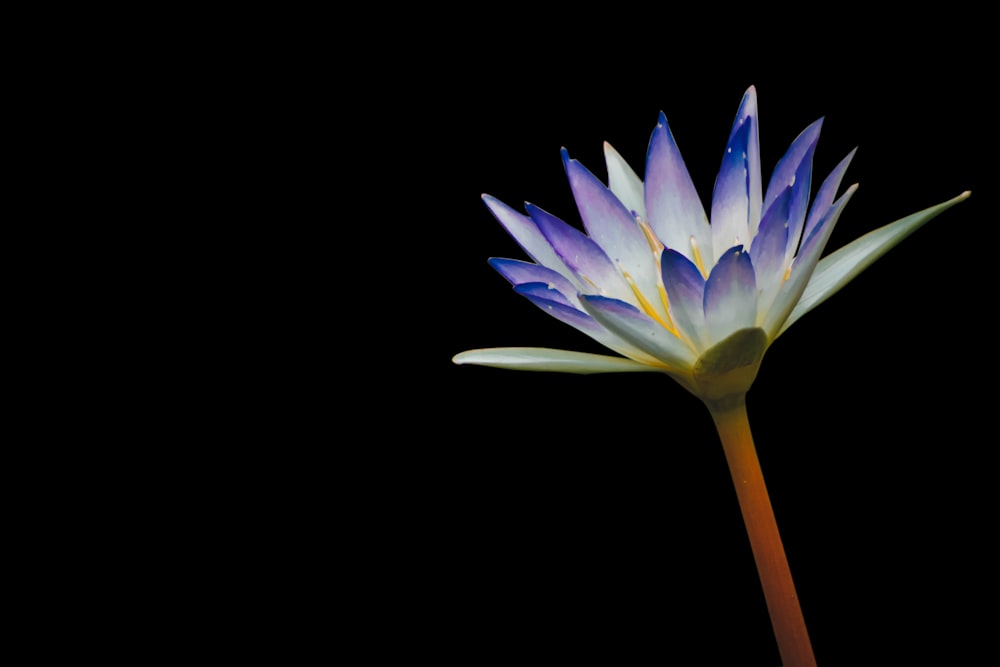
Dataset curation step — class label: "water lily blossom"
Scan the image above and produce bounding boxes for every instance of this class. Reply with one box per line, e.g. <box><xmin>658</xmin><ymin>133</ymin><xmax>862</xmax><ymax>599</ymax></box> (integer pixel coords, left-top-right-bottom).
<box><xmin>452</xmin><ymin>87</ymin><xmax>969</xmax><ymax>667</ymax></box>
<box><xmin>454</xmin><ymin>86</ymin><xmax>969</xmax><ymax>405</ymax></box>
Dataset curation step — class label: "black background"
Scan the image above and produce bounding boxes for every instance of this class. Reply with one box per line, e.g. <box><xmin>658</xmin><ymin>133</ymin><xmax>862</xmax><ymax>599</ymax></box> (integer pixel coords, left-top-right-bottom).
<box><xmin>348</xmin><ymin>15</ymin><xmax>992</xmax><ymax>666</ymax></box>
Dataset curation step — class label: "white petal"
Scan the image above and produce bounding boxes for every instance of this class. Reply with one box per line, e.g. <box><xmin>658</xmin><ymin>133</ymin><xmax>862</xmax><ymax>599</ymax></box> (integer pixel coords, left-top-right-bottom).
<box><xmin>711</xmin><ymin>118</ymin><xmax>754</xmax><ymax>261</ymax></box>
<box><xmin>452</xmin><ymin>347</ymin><xmax>661</xmax><ymax>374</ymax></box>
<box><xmin>778</xmin><ymin>190</ymin><xmax>970</xmax><ymax>336</ymax></box>
<box><xmin>580</xmin><ymin>295</ymin><xmax>697</xmax><ymax>370</ymax></box>
<box><xmin>604</xmin><ymin>142</ymin><xmax>646</xmax><ymax>220</ymax></box>
<box><xmin>703</xmin><ymin>246</ymin><xmax>757</xmax><ymax>344</ymax></box>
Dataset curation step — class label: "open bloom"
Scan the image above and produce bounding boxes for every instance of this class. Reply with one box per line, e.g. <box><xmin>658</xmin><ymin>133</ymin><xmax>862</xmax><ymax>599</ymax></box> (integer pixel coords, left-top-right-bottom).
<box><xmin>454</xmin><ymin>86</ymin><xmax>969</xmax><ymax>404</ymax></box>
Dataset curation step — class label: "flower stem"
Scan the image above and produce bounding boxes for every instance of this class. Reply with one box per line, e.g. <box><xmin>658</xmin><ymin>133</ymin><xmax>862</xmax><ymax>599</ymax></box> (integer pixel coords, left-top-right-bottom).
<box><xmin>707</xmin><ymin>395</ymin><xmax>816</xmax><ymax>667</ymax></box>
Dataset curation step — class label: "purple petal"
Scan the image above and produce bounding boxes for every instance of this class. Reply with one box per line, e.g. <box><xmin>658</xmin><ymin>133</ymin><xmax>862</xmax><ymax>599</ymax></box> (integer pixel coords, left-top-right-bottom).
<box><xmin>733</xmin><ymin>87</ymin><xmax>763</xmax><ymax>239</ymax></box>
<box><xmin>763</xmin><ymin>118</ymin><xmax>822</xmax><ymax>215</ymax></box>
<box><xmin>660</xmin><ymin>248</ymin><xmax>708</xmax><ymax>349</ymax></box>
<box><xmin>562</xmin><ymin>150</ymin><xmax>662</xmax><ymax>299</ymax></box>
<box><xmin>763</xmin><ymin>184</ymin><xmax>859</xmax><ymax>336</ymax></box>
<box><xmin>704</xmin><ymin>245</ymin><xmax>758</xmax><ymax>343</ymax></box>
<box><xmin>711</xmin><ymin>117</ymin><xmax>753</xmax><ymax>261</ymax></box>
<box><xmin>525</xmin><ymin>203</ymin><xmax>633</xmax><ymax>302</ymax></box>
<box><xmin>802</xmin><ymin>148</ymin><xmax>857</xmax><ymax>246</ymax></box>
<box><xmin>762</xmin><ymin>118</ymin><xmax>822</xmax><ymax>262</ymax></box>
<box><xmin>750</xmin><ymin>188</ymin><xmax>792</xmax><ymax>317</ymax></box>
<box><xmin>482</xmin><ymin>195</ymin><xmax>568</xmax><ymax>274</ymax></box>
<box><xmin>579</xmin><ymin>295</ymin><xmax>696</xmax><ymax>370</ymax></box>
<box><xmin>514</xmin><ymin>282</ymin><xmax>574</xmax><ymax>308</ymax></box>
<box><xmin>644</xmin><ymin>112</ymin><xmax>712</xmax><ymax>264</ymax></box>
<box><xmin>488</xmin><ymin>258</ymin><xmax>580</xmax><ymax>306</ymax></box>
<box><xmin>516</xmin><ymin>291</ymin><xmax>666</xmax><ymax>366</ymax></box>
<box><xmin>750</xmin><ymin>187</ymin><xmax>791</xmax><ymax>286</ymax></box>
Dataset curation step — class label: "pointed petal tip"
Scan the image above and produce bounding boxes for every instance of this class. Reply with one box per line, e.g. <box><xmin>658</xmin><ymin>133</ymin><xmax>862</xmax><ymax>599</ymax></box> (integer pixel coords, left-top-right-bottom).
<box><xmin>657</xmin><ymin>110</ymin><xmax>667</xmax><ymax>125</ymax></box>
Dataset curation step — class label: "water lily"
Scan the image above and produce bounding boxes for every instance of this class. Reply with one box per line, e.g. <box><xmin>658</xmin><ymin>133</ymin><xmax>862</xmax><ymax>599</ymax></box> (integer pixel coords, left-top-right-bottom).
<box><xmin>452</xmin><ymin>86</ymin><xmax>969</xmax><ymax>666</ymax></box>
<box><xmin>454</xmin><ymin>86</ymin><xmax>968</xmax><ymax>405</ymax></box>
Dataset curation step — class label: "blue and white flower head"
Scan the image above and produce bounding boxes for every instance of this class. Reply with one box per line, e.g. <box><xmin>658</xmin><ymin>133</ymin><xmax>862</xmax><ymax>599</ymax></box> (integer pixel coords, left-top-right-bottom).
<box><xmin>454</xmin><ymin>86</ymin><xmax>969</xmax><ymax>406</ymax></box>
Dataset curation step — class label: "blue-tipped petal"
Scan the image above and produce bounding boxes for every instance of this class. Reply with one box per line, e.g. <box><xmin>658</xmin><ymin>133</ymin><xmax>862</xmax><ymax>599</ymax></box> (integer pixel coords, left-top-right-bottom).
<box><xmin>562</xmin><ymin>150</ymin><xmax>666</xmax><ymax>319</ymax></box>
<box><xmin>802</xmin><ymin>148</ymin><xmax>857</xmax><ymax>245</ymax></box>
<box><xmin>604</xmin><ymin>141</ymin><xmax>646</xmax><ymax>220</ymax></box>
<box><xmin>763</xmin><ymin>120</ymin><xmax>822</xmax><ymax>216</ymax></box>
<box><xmin>452</xmin><ymin>347</ymin><xmax>663</xmax><ymax>374</ymax></box>
<box><xmin>704</xmin><ymin>246</ymin><xmax>758</xmax><ymax>344</ymax></box>
<box><xmin>526</xmin><ymin>202</ymin><xmax>634</xmax><ymax>303</ymax></box>
<box><xmin>762</xmin><ymin>118</ymin><xmax>822</xmax><ymax>263</ymax></box>
<box><xmin>765</xmin><ymin>185</ymin><xmax>859</xmax><ymax>337</ymax></box>
<box><xmin>660</xmin><ymin>248</ymin><xmax>709</xmax><ymax>350</ymax></box>
<box><xmin>644</xmin><ymin>112</ymin><xmax>712</xmax><ymax>266</ymax></box>
<box><xmin>514</xmin><ymin>288</ymin><xmax>665</xmax><ymax>365</ymax></box>
<box><xmin>579</xmin><ymin>295</ymin><xmax>697</xmax><ymax>370</ymax></box>
<box><xmin>489</xmin><ymin>258</ymin><xmax>581</xmax><ymax>307</ymax></box>
<box><xmin>733</xmin><ymin>86</ymin><xmax>763</xmax><ymax>239</ymax></box>
<box><xmin>482</xmin><ymin>195</ymin><xmax>573</xmax><ymax>278</ymax></box>
<box><xmin>777</xmin><ymin>190</ymin><xmax>970</xmax><ymax>337</ymax></box>
<box><xmin>711</xmin><ymin>118</ymin><xmax>753</xmax><ymax>261</ymax></box>
<box><xmin>750</xmin><ymin>187</ymin><xmax>791</xmax><ymax>320</ymax></box>
<box><xmin>514</xmin><ymin>281</ymin><xmax>574</xmax><ymax>308</ymax></box>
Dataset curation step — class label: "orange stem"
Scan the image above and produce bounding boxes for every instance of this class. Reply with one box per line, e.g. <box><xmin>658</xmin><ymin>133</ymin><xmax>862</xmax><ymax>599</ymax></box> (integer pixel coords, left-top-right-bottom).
<box><xmin>708</xmin><ymin>395</ymin><xmax>817</xmax><ymax>667</ymax></box>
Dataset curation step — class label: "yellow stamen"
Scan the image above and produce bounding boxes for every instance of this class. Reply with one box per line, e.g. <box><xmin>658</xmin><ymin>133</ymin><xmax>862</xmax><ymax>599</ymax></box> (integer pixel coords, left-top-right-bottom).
<box><xmin>634</xmin><ymin>220</ymin><xmax>679</xmax><ymax>334</ymax></box>
<box><xmin>689</xmin><ymin>235</ymin><xmax>709</xmax><ymax>279</ymax></box>
<box><xmin>637</xmin><ymin>218</ymin><xmax>665</xmax><ymax>255</ymax></box>
<box><xmin>657</xmin><ymin>281</ymin><xmax>674</xmax><ymax>326</ymax></box>
<box><xmin>621</xmin><ymin>267</ymin><xmax>678</xmax><ymax>336</ymax></box>
<box><xmin>783</xmin><ymin>259</ymin><xmax>794</xmax><ymax>282</ymax></box>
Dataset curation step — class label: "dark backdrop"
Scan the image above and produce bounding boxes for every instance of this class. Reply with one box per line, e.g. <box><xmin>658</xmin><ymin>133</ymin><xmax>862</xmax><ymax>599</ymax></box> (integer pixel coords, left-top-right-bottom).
<box><xmin>356</xmin><ymin>17</ymin><xmax>991</xmax><ymax>666</ymax></box>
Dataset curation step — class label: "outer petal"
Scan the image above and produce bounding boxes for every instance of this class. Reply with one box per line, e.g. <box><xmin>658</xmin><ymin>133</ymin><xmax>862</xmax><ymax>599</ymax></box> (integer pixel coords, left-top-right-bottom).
<box><xmin>777</xmin><ymin>190</ymin><xmax>971</xmax><ymax>336</ymax></box>
<box><xmin>482</xmin><ymin>195</ymin><xmax>570</xmax><ymax>276</ymax></box>
<box><xmin>604</xmin><ymin>141</ymin><xmax>645</xmax><ymax>219</ymax></box>
<box><xmin>660</xmin><ymin>249</ymin><xmax>709</xmax><ymax>350</ymax></box>
<box><xmin>489</xmin><ymin>258</ymin><xmax>582</xmax><ymax>308</ymax></box>
<box><xmin>761</xmin><ymin>118</ymin><xmax>822</xmax><ymax>264</ymax></box>
<box><xmin>512</xmin><ymin>286</ymin><xmax>666</xmax><ymax>365</ymax></box>
<box><xmin>526</xmin><ymin>203</ymin><xmax>634</xmax><ymax>303</ymax></box>
<box><xmin>452</xmin><ymin>347</ymin><xmax>661</xmax><ymax>374</ymax></box>
<box><xmin>765</xmin><ymin>185</ymin><xmax>859</xmax><ymax>337</ymax></box>
<box><xmin>514</xmin><ymin>282</ymin><xmax>574</xmax><ymax>308</ymax></box>
<box><xmin>802</xmin><ymin>148</ymin><xmax>857</xmax><ymax>245</ymax></box>
<box><xmin>704</xmin><ymin>246</ymin><xmax>758</xmax><ymax>344</ymax></box>
<box><xmin>644</xmin><ymin>112</ymin><xmax>712</xmax><ymax>266</ymax></box>
<box><xmin>579</xmin><ymin>295</ymin><xmax>697</xmax><ymax>370</ymax></box>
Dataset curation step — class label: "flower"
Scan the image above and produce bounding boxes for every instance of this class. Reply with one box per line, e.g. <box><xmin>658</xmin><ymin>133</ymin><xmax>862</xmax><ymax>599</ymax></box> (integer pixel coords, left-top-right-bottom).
<box><xmin>453</xmin><ymin>86</ymin><xmax>969</xmax><ymax>405</ymax></box>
